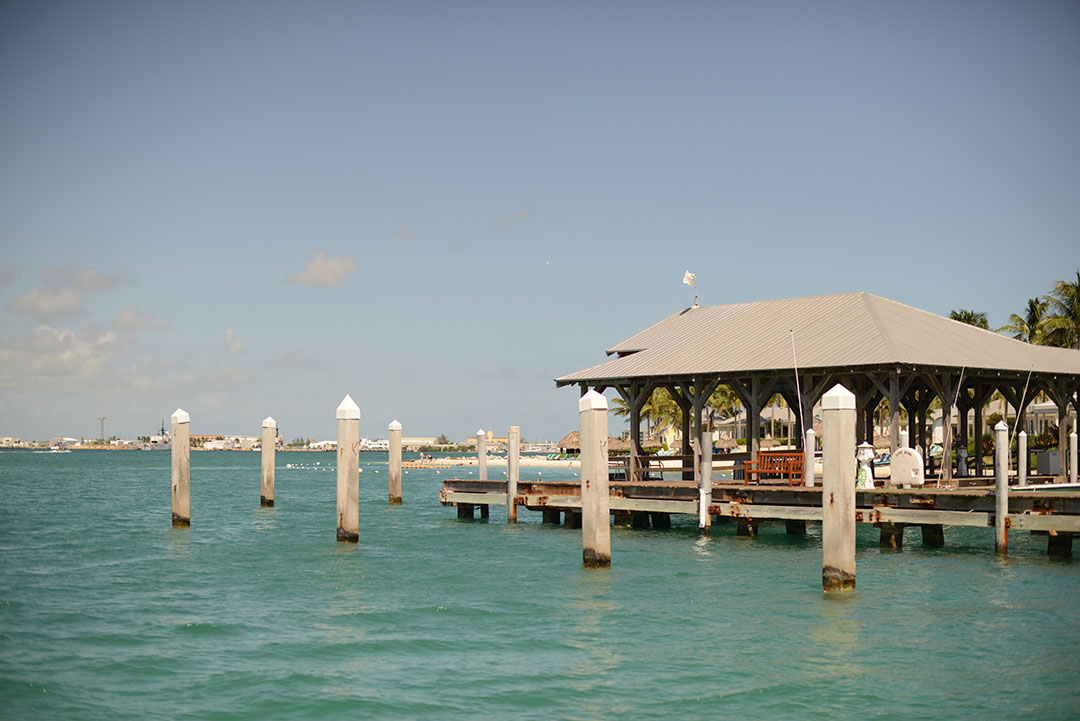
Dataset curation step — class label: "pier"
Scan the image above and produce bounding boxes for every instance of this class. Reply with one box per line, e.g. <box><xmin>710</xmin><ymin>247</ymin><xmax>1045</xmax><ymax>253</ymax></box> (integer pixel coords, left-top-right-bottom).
<box><xmin>440</xmin><ymin>477</ymin><xmax>1080</xmax><ymax>556</ymax></box>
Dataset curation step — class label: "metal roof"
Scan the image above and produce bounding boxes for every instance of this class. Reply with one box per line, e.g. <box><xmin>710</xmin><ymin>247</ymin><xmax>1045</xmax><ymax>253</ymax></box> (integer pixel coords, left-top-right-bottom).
<box><xmin>556</xmin><ymin>292</ymin><xmax>1080</xmax><ymax>385</ymax></box>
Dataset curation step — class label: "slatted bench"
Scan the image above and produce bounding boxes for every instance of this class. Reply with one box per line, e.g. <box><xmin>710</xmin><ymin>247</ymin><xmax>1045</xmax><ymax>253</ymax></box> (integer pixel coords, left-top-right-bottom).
<box><xmin>743</xmin><ymin>451</ymin><xmax>805</xmax><ymax>486</ymax></box>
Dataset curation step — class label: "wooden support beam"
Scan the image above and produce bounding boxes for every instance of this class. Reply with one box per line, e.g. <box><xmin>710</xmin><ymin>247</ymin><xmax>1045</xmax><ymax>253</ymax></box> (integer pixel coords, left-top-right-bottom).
<box><xmin>878</xmin><ymin>522</ymin><xmax>905</xmax><ymax>550</ymax></box>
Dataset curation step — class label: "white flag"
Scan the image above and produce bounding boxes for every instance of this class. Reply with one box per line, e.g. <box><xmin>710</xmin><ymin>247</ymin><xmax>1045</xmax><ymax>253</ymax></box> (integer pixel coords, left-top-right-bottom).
<box><xmin>682</xmin><ymin>270</ymin><xmax>696</xmax><ymax>288</ymax></box>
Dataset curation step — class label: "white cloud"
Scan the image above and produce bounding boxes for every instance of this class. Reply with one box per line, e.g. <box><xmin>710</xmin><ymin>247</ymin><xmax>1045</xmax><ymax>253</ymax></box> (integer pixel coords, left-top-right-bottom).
<box><xmin>493</xmin><ymin>208</ymin><xmax>532</xmax><ymax>229</ymax></box>
<box><xmin>449</xmin><ymin>240</ymin><xmax>469</xmax><ymax>255</ymax></box>
<box><xmin>266</xmin><ymin>350</ymin><xmax>322</xmax><ymax>371</ymax></box>
<box><xmin>392</xmin><ymin>226</ymin><xmax>418</xmax><ymax>240</ymax></box>
<box><xmin>40</xmin><ymin>265</ymin><xmax>129</xmax><ymax>292</ymax></box>
<box><xmin>207</xmin><ymin>364</ymin><xmax>255</xmax><ymax>385</ymax></box>
<box><xmin>6</xmin><ymin>287</ymin><xmax>85</xmax><ymax>320</ymax></box>
<box><xmin>224</xmin><ymin>328</ymin><xmax>244</xmax><ymax>354</ymax></box>
<box><xmin>6</xmin><ymin>264</ymin><xmax>131</xmax><ymax>321</ymax></box>
<box><xmin>111</xmin><ymin>304</ymin><xmax>166</xmax><ymax>333</ymax></box>
<box><xmin>0</xmin><ymin>324</ymin><xmax>127</xmax><ymax>390</ymax></box>
<box><xmin>0</xmin><ymin>263</ymin><xmax>14</xmax><ymax>287</ymax></box>
<box><xmin>286</xmin><ymin>250</ymin><xmax>356</xmax><ymax>287</ymax></box>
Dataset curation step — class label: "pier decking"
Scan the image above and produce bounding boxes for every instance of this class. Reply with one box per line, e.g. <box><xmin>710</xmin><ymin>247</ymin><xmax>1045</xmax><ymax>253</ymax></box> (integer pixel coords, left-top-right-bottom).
<box><xmin>440</xmin><ymin>478</ymin><xmax>1080</xmax><ymax>554</ymax></box>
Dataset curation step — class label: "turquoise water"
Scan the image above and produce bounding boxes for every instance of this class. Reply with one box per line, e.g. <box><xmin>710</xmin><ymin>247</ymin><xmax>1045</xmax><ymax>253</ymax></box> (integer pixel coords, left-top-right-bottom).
<box><xmin>1</xmin><ymin>450</ymin><xmax>1078</xmax><ymax>720</ymax></box>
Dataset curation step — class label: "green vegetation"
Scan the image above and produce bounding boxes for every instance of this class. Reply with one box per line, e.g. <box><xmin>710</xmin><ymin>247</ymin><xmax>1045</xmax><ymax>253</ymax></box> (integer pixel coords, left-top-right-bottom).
<box><xmin>949</xmin><ymin>308</ymin><xmax>989</xmax><ymax>329</ymax></box>
<box><xmin>994</xmin><ymin>270</ymin><xmax>1080</xmax><ymax>349</ymax></box>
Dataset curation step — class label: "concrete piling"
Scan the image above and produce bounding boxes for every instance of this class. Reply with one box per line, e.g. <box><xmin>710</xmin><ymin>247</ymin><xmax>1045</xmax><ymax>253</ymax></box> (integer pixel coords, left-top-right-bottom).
<box><xmin>699</xmin><ymin>422</ymin><xmax>712</xmax><ymax>533</ymax></box>
<box><xmin>822</xmin><ymin>384</ymin><xmax>856</xmax><ymax>592</ymax></box>
<box><xmin>507</xmin><ymin>425</ymin><xmax>520</xmax><ymax>523</ymax></box>
<box><xmin>804</xmin><ymin>428</ymin><xmax>816</xmax><ymax>486</ymax></box>
<box><xmin>1018</xmin><ymin>431</ymin><xmax>1027</xmax><ymax>487</ymax></box>
<box><xmin>171</xmin><ymin>408</ymin><xmax>190</xmax><ymax>527</ymax></box>
<box><xmin>336</xmin><ymin>395</ymin><xmax>361</xmax><ymax>543</ymax></box>
<box><xmin>476</xmin><ymin>429</ymin><xmax>487</xmax><ymax>481</ymax></box>
<box><xmin>899</xmin><ymin>428</ymin><xmax>909</xmax><ymax>449</ymax></box>
<box><xmin>994</xmin><ymin>420</ymin><xmax>1009</xmax><ymax>554</ymax></box>
<box><xmin>388</xmin><ymin>420</ymin><xmax>402</xmax><ymax>505</ymax></box>
<box><xmin>260</xmin><ymin>416</ymin><xmax>276</xmax><ymax>507</ymax></box>
<box><xmin>579</xmin><ymin>390</ymin><xmax>611</xmax><ymax>568</ymax></box>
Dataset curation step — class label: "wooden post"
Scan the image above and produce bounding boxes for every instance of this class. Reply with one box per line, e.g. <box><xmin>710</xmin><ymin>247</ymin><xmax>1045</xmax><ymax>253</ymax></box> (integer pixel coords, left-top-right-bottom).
<box><xmin>994</xmin><ymin>420</ymin><xmax>1008</xmax><ymax>554</ymax></box>
<box><xmin>260</xmin><ymin>416</ymin><xmax>276</xmax><ymax>507</ymax></box>
<box><xmin>476</xmin><ymin>429</ymin><xmax>487</xmax><ymax>481</ymax></box>
<box><xmin>507</xmin><ymin>425</ymin><xmax>520</xmax><ymax>523</ymax></box>
<box><xmin>336</xmin><ymin>395</ymin><xmax>360</xmax><ymax>543</ymax></box>
<box><xmin>579</xmin><ymin>390</ymin><xmax>611</xmax><ymax>568</ymax></box>
<box><xmin>1018</xmin><ymin>430</ymin><xmax>1027</xmax><ymax>486</ymax></box>
<box><xmin>388</xmin><ymin>420</ymin><xmax>402</xmax><ymax>505</ymax></box>
<box><xmin>822</xmin><ymin>384</ymin><xmax>856</xmax><ymax>592</ymax></box>
<box><xmin>171</xmin><ymin>408</ymin><xmax>190</xmax><ymax>527</ymax></box>
<box><xmin>1057</xmin><ymin>404</ymin><xmax>1068</xmax><ymax>483</ymax></box>
<box><xmin>804</xmin><ymin>428</ymin><xmax>816</xmax><ymax>487</ymax></box>
<box><xmin>1071</xmin><ymin>430</ymin><xmax>1078</xmax><ymax>485</ymax></box>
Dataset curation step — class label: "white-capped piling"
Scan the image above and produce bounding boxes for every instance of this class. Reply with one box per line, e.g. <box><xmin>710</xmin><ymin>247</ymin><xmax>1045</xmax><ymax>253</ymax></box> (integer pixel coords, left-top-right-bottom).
<box><xmin>899</xmin><ymin>429</ymin><xmax>909</xmax><ymax>449</ymax></box>
<box><xmin>336</xmin><ymin>395</ymin><xmax>361</xmax><ymax>542</ymax></box>
<box><xmin>507</xmin><ymin>425</ymin><xmax>520</xmax><ymax>523</ymax></box>
<box><xmin>388</xmin><ymin>420</ymin><xmax>403</xmax><ymax>505</ymax></box>
<box><xmin>1071</xmin><ymin>430</ymin><xmax>1078</xmax><ymax>485</ymax></box>
<box><xmin>580</xmin><ymin>391</ymin><xmax>611</xmax><ymax>568</ymax></box>
<box><xmin>261</xmin><ymin>416</ymin><xmax>276</xmax><ymax>507</ymax></box>
<box><xmin>804</xmin><ymin>428</ymin><xmax>816</xmax><ymax>487</ymax></box>
<box><xmin>821</xmin><ymin>384</ymin><xmax>856</xmax><ymax>592</ymax></box>
<box><xmin>1018</xmin><ymin>431</ymin><xmax>1027</xmax><ymax>487</ymax></box>
<box><xmin>476</xmin><ymin>429</ymin><xmax>487</xmax><ymax>481</ymax></box>
<box><xmin>171</xmin><ymin>408</ymin><xmax>191</xmax><ymax>527</ymax></box>
<box><xmin>699</xmin><ymin>423</ymin><xmax>712</xmax><ymax>533</ymax></box>
<box><xmin>994</xmin><ymin>420</ymin><xmax>1009</xmax><ymax>553</ymax></box>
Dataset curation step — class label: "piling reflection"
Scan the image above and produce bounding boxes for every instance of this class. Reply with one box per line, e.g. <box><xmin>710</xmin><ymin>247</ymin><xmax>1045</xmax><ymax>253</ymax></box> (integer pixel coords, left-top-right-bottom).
<box><xmin>809</xmin><ymin>593</ymin><xmax>865</xmax><ymax>682</ymax></box>
<box><xmin>566</xmin><ymin>570</ymin><xmax>620</xmax><ymax>710</ymax></box>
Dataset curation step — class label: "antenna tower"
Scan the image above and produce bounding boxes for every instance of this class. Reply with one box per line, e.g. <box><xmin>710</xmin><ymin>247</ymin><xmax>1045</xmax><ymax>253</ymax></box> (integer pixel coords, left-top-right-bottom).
<box><xmin>97</xmin><ymin>386</ymin><xmax>107</xmax><ymax>442</ymax></box>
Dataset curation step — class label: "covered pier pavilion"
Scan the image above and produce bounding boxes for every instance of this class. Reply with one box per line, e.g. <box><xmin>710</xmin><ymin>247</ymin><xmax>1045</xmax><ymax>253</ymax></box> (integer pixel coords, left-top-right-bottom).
<box><xmin>555</xmin><ymin>292</ymin><xmax>1080</xmax><ymax>485</ymax></box>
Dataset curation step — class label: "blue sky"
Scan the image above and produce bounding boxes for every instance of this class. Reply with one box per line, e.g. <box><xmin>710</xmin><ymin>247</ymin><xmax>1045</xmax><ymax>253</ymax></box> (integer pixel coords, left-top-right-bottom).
<box><xmin>1</xmin><ymin>1</ymin><xmax>1078</xmax><ymax>442</ymax></box>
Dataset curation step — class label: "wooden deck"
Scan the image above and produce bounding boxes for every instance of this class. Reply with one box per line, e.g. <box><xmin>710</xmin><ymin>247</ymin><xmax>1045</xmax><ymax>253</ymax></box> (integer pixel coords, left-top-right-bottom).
<box><xmin>440</xmin><ymin>477</ymin><xmax>1080</xmax><ymax>553</ymax></box>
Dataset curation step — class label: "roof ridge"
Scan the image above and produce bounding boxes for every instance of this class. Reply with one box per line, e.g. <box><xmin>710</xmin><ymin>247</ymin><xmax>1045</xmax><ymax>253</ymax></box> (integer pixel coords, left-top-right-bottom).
<box><xmin>861</xmin><ymin>293</ymin><xmax>900</xmax><ymax>361</ymax></box>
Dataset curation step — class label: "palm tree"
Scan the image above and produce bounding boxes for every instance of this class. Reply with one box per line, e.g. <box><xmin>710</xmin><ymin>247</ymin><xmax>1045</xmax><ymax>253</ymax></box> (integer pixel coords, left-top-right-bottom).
<box><xmin>1044</xmin><ymin>270</ymin><xmax>1080</xmax><ymax>349</ymax></box>
<box><xmin>996</xmin><ymin>297</ymin><xmax>1049</xmax><ymax>344</ymax></box>
<box><xmin>949</xmin><ymin>309</ymin><xmax>989</xmax><ymax>329</ymax></box>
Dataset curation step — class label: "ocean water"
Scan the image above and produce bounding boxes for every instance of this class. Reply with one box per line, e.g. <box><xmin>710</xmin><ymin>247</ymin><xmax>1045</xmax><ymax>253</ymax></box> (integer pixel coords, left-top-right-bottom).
<box><xmin>1</xmin><ymin>450</ymin><xmax>1077</xmax><ymax>720</ymax></box>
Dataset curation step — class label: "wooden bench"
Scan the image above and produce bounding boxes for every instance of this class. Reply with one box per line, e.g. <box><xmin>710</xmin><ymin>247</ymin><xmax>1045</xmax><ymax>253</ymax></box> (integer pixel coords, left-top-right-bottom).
<box><xmin>743</xmin><ymin>451</ymin><xmax>805</xmax><ymax>486</ymax></box>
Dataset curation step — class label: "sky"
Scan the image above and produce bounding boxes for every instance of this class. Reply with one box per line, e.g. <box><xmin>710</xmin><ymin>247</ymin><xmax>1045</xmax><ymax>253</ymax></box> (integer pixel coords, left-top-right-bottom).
<box><xmin>1</xmin><ymin>1</ymin><xmax>1078</xmax><ymax>443</ymax></box>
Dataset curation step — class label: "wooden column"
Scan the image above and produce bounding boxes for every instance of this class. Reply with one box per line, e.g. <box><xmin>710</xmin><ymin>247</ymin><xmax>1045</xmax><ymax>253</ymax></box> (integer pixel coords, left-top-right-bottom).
<box><xmin>749</xmin><ymin>377</ymin><xmax>762</xmax><ymax>465</ymax></box>
<box><xmin>336</xmin><ymin>395</ymin><xmax>360</xmax><ymax>543</ymax></box>
<box><xmin>507</xmin><ymin>425</ymin><xmax>520</xmax><ymax>523</ymax></box>
<box><xmin>973</xmin><ymin>389</ymin><xmax>986</xmax><ymax>478</ymax></box>
<box><xmin>629</xmin><ymin>383</ymin><xmax>642</xmax><ymax>484</ymax></box>
<box><xmin>1059</xmin><ymin>405</ymin><xmax>1069</xmax><ymax>483</ymax></box>
<box><xmin>822</xmin><ymin>384</ymin><xmax>856</xmax><ymax>592</ymax></box>
<box><xmin>171</xmin><ymin>408</ymin><xmax>190</xmax><ymax>527</ymax></box>
<box><xmin>261</xmin><ymin>416</ymin><xmax>276</xmax><ymax>507</ymax></box>
<box><xmin>693</xmin><ymin>379</ymin><xmax>718</xmax><ymax>533</ymax></box>
<box><xmin>668</xmin><ymin>385</ymin><xmax>693</xmax><ymax>481</ymax></box>
<box><xmin>388</xmin><ymin>420</ymin><xmax>402</xmax><ymax>505</ymax></box>
<box><xmin>957</xmin><ymin>398</ymin><xmax>970</xmax><ymax>476</ymax></box>
<box><xmin>579</xmin><ymin>390</ymin><xmax>611</xmax><ymax>568</ymax></box>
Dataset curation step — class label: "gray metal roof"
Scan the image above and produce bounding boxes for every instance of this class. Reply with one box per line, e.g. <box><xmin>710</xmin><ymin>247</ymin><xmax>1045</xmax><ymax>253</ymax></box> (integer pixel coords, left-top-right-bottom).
<box><xmin>556</xmin><ymin>292</ymin><xmax>1080</xmax><ymax>385</ymax></box>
